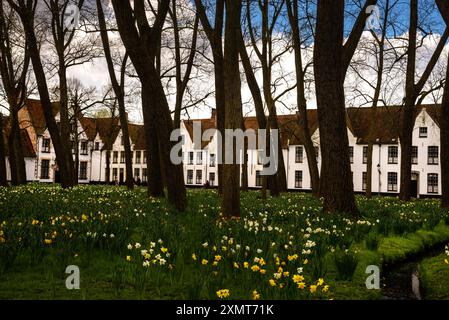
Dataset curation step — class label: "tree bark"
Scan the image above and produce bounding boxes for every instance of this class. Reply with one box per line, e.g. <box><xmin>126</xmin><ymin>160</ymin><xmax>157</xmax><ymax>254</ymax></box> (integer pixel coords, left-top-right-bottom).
<box><xmin>7</xmin><ymin>109</ymin><xmax>26</xmax><ymax>185</ymax></box>
<box><xmin>441</xmin><ymin>56</ymin><xmax>449</xmax><ymax>208</ymax></box>
<box><xmin>0</xmin><ymin>112</ymin><xmax>7</xmax><ymax>186</ymax></box>
<box><xmin>111</xmin><ymin>0</ymin><xmax>186</xmax><ymax>211</ymax></box>
<box><xmin>96</xmin><ymin>0</ymin><xmax>133</xmax><ymax>190</ymax></box>
<box><xmin>8</xmin><ymin>1</ymin><xmax>74</xmax><ymax>188</ymax></box>
<box><xmin>314</xmin><ymin>0</ymin><xmax>357</xmax><ymax>215</ymax></box>
<box><xmin>222</xmin><ymin>0</ymin><xmax>242</xmax><ymax>218</ymax></box>
<box><xmin>194</xmin><ymin>0</ymin><xmax>225</xmax><ymax>195</ymax></box>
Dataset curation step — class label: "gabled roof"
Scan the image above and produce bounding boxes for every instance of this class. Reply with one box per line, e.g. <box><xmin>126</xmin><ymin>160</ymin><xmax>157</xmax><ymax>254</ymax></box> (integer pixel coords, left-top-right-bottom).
<box><xmin>346</xmin><ymin>104</ymin><xmax>442</xmax><ymax>145</ymax></box>
<box><xmin>23</xmin><ymin>99</ymin><xmax>60</xmax><ymax>135</ymax></box>
<box><xmin>1</xmin><ymin>116</ymin><xmax>36</xmax><ymax>157</ymax></box>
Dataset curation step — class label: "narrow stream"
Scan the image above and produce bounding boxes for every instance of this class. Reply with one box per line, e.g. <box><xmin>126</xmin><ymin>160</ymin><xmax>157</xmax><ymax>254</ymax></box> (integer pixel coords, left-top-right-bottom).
<box><xmin>381</xmin><ymin>242</ymin><xmax>448</xmax><ymax>300</ymax></box>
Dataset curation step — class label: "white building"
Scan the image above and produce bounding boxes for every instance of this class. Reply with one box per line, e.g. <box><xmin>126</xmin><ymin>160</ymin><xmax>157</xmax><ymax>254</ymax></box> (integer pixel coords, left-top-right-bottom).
<box><xmin>1</xmin><ymin>100</ymin><xmax>443</xmax><ymax>198</ymax></box>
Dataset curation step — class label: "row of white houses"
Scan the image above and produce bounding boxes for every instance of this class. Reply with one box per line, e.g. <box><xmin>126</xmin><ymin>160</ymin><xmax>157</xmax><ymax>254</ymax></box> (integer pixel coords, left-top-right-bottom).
<box><xmin>1</xmin><ymin>100</ymin><xmax>444</xmax><ymax>197</ymax></box>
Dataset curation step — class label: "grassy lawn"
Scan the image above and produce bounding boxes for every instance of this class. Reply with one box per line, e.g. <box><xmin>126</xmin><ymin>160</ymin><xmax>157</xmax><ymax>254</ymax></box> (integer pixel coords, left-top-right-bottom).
<box><xmin>1</xmin><ymin>184</ymin><xmax>449</xmax><ymax>300</ymax></box>
<box><xmin>420</xmin><ymin>247</ymin><xmax>449</xmax><ymax>300</ymax></box>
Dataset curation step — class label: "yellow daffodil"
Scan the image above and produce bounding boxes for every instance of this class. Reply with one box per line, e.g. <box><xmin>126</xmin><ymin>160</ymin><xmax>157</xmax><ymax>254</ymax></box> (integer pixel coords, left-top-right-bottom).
<box><xmin>322</xmin><ymin>285</ymin><xmax>330</xmax><ymax>293</ymax></box>
<box><xmin>445</xmin><ymin>259</ymin><xmax>449</xmax><ymax>265</ymax></box>
<box><xmin>44</xmin><ymin>239</ymin><xmax>52</xmax><ymax>245</ymax></box>
<box><xmin>269</xmin><ymin>279</ymin><xmax>276</xmax><ymax>287</ymax></box>
<box><xmin>251</xmin><ymin>265</ymin><xmax>260</xmax><ymax>272</ymax></box>
<box><xmin>303</xmin><ymin>259</ymin><xmax>309</xmax><ymax>265</ymax></box>
<box><xmin>216</xmin><ymin>289</ymin><xmax>230</xmax><ymax>299</ymax></box>
<box><xmin>317</xmin><ymin>278</ymin><xmax>324</xmax><ymax>286</ymax></box>
<box><xmin>310</xmin><ymin>285</ymin><xmax>317</xmax><ymax>293</ymax></box>
<box><xmin>126</xmin><ymin>255</ymin><xmax>131</xmax><ymax>261</ymax></box>
<box><xmin>297</xmin><ymin>282</ymin><xmax>306</xmax><ymax>289</ymax></box>
<box><xmin>233</xmin><ymin>262</ymin><xmax>239</xmax><ymax>269</ymax></box>
<box><xmin>252</xmin><ymin>290</ymin><xmax>260</xmax><ymax>300</ymax></box>
<box><xmin>201</xmin><ymin>259</ymin><xmax>208</xmax><ymax>265</ymax></box>
<box><xmin>243</xmin><ymin>262</ymin><xmax>249</xmax><ymax>268</ymax></box>
<box><xmin>161</xmin><ymin>247</ymin><xmax>168</xmax><ymax>253</ymax></box>
<box><xmin>293</xmin><ymin>274</ymin><xmax>305</xmax><ymax>283</ymax></box>
<box><xmin>192</xmin><ymin>253</ymin><xmax>197</xmax><ymax>261</ymax></box>
<box><xmin>214</xmin><ymin>255</ymin><xmax>222</xmax><ymax>262</ymax></box>
<box><xmin>287</xmin><ymin>254</ymin><xmax>298</xmax><ymax>261</ymax></box>
<box><xmin>259</xmin><ymin>258</ymin><xmax>266</xmax><ymax>266</ymax></box>
<box><xmin>260</xmin><ymin>269</ymin><xmax>266</xmax><ymax>275</ymax></box>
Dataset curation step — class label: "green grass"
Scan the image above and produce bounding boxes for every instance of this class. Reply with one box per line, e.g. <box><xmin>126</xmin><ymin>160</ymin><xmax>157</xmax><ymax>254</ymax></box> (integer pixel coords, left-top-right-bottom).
<box><xmin>420</xmin><ymin>253</ymin><xmax>449</xmax><ymax>300</ymax></box>
<box><xmin>1</xmin><ymin>184</ymin><xmax>449</xmax><ymax>300</ymax></box>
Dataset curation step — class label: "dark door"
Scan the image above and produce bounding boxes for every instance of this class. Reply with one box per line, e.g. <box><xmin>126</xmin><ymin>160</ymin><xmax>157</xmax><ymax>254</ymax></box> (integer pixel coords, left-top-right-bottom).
<box><xmin>410</xmin><ymin>180</ymin><xmax>418</xmax><ymax>198</ymax></box>
<box><xmin>54</xmin><ymin>170</ymin><xmax>61</xmax><ymax>183</ymax></box>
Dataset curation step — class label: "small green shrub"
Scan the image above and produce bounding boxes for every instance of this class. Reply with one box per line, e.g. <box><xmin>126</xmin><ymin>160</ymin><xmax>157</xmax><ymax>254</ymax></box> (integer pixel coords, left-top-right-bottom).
<box><xmin>334</xmin><ymin>249</ymin><xmax>359</xmax><ymax>281</ymax></box>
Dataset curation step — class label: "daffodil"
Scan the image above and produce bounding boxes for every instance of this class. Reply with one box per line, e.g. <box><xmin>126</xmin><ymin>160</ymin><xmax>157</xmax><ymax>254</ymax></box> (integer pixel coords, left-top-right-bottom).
<box><xmin>297</xmin><ymin>282</ymin><xmax>306</xmax><ymax>289</ymax></box>
<box><xmin>251</xmin><ymin>265</ymin><xmax>260</xmax><ymax>272</ymax></box>
<box><xmin>252</xmin><ymin>290</ymin><xmax>260</xmax><ymax>300</ymax></box>
<box><xmin>126</xmin><ymin>255</ymin><xmax>131</xmax><ymax>261</ymax></box>
<box><xmin>201</xmin><ymin>259</ymin><xmax>208</xmax><ymax>265</ymax></box>
<box><xmin>216</xmin><ymin>289</ymin><xmax>230</xmax><ymax>299</ymax></box>
<box><xmin>192</xmin><ymin>253</ymin><xmax>197</xmax><ymax>261</ymax></box>
<box><xmin>310</xmin><ymin>285</ymin><xmax>317</xmax><ymax>293</ymax></box>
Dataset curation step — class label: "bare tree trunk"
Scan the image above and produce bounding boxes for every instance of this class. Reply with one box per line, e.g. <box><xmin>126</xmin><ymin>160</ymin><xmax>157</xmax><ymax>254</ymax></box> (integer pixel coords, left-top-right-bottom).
<box><xmin>105</xmin><ymin>150</ymin><xmax>111</xmax><ymax>184</ymax></box>
<box><xmin>441</xmin><ymin>57</ymin><xmax>449</xmax><ymax>208</ymax></box>
<box><xmin>314</xmin><ymin>0</ymin><xmax>357</xmax><ymax>215</ymax></box>
<box><xmin>111</xmin><ymin>0</ymin><xmax>186</xmax><ymax>211</ymax></box>
<box><xmin>142</xmin><ymin>89</ymin><xmax>163</xmax><ymax>197</ymax></box>
<box><xmin>3</xmin><ymin>118</ymin><xmax>26</xmax><ymax>185</ymax></box>
<box><xmin>0</xmin><ymin>112</ymin><xmax>7</xmax><ymax>186</ymax></box>
<box><xmin>241</xmin><ymin>120</ymin><xmax>248</xmax><ymax>191</ymax></box>
<box><xmin>96</xmin><ymin>0</ymin><xmax>133</xmax><ymax>190</ymax></box>
<box><xmin>9</xmin><ymin>1</ymin><xmax>74</xmax><ymax>188</ymax></box>
<box><xmin>222</xmin><ymin>0</ymin><xmax>242</xmax><ymax>218</ymax></box>
<box><xmin>194</xmin><ymin>0</ymin><xmax>225</xmax><ymax>195</ymax></box>
<box><xmin>437</xmin><ymin>0</ymin><xmax>449</xmax><ymax>208</ymax></box>
<box><xmin>286</xmin><ymin>0</ymin><xmax>320</xmax><ymax>196</ymax></box>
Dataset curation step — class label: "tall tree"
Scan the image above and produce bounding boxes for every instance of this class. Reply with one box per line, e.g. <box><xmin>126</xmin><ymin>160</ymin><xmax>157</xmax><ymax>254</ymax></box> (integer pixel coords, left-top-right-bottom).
<box><xmin>111</xmin><ymin>0</ymin><xmax>186</xmax><ymax>211</ymax></box>
<box><xmin>286</xmin><ymin>0</ymin><xmax>320</xmax><ymax>196</ymax></box>
<box><xmin>96</xmin><ymin>0</ymin><xmax>133</xmax><ymax>190</ymax></box>
<box><xmin>399</xmin><ymin>0</ymin><xmax>448</xmax><ymax>201</ymax></box>
<box><xmin>314</xmin><ymin>0</ymin><xmax>377</xmax><ymax>215</ymax></box>
<box><xmin>437</xmin><ymin>0</ymin><xmax>449</xmax><ymax>208</ymax></box>
<box><xmin>245</xmin><ymin>0</ymin><xmax>289</xmax><ymax>196</ymax></box>
<box><xmin>0</xmin><ymin>112</ymin><xmax>7</xmax><ymax>186</ymax></box>
<box><xmin>194</xmin><ymin>0</ymin><xmax>225</xmax><ymax>195</ymax></box>
<box><xmin>169</xmin><ymin>0</ymin><xmax>200</xmax><ymax>129</ymax></box>
<box><xmin>7</xmin><ymin>0</ymin><xmax>75</xmax><ymax>188</ymax></box>
<box><xmin>0</xmin><ymin>0</ymin><xmax>30</xmax><ymax>185</ymax></box>
<box><xmin>222</xmin><ymin>0</ymin><xmax>242</xmax><ymax>218</ymax></box>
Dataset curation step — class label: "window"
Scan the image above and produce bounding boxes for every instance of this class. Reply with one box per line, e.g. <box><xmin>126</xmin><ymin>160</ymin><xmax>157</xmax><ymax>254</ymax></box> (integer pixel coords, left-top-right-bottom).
<box><xmin>196</xmin><ymin>170</ymin><xmax>202</xmax><ymax>184</ymax></box>
<box><xmin>187</xmin><ymin>170</ymin><xmax>193</xmax><ymax>184</ymax></box>
<box><xmin>197</xmin><ymin>152</ymin><xmax>203</xmax><ymax>165</ymax></box>
<box><xmin>80</xmin><ymin>141</ymin><xmax>88</xmax><ymax>155</ymax></box>
<box><xmin>120</xmin><ymin>151</ymin><xmax>126</xmax><ymax>164</ymax></box>
<box><xmin>428</xmin><ymin>146</ymin><xmax>439</xmax><ymax>165</ymax></box>
<box><xmin>388</xmin><ymin>146</ymin><xmax>398</xmax><ymax>164</ymax></box>
<box><xmin>119</xmin><ymin>168</ymin><xmax>124</xmax><ymax>181</ymax></box>
<box><xmin>387</xmin><ymin>172</ymin><xmax>398</xmax><ymax>192</ymax></box>
<box><xmin>209</xmin><ymin>172</ymin><xmax>215</xmax><ymax>186</ymax></box>
<box><xmin>134</xmin><ymin>168</ymin><xmax>140</xmax><ymax>179</ymax></box>
<box><xmin>295</xmin><ymin>146</ymin><xmax>303</xmax><ymax>163</ymax></box>
<box><xmin>143</xmin><ymin>151</ymin><xmax>147</xmax><ymax>164</ymax></box>
<box><xmin>363</xmin><ymin>146</ymin><xmax>368</xmax><ymax>164</ymax></box>
<box><xmin>135</xmin><ymin>151</ymin><xmax>141</xmax><ymax>164</ymax></box>
<box><xmin>142</xmin><ymin>168</ymin><xmax>147</xmax><ymax>182</ymax></box>
<box><xmin>255</xmin><ymin>170</ymin><xmax>263</xmax><ymax>187</ymax></box>
<box><xmin>412</xmin><ymin>146</ymin><xmax>418</xmax><ymax>165</ymax></box>
<box><xmin>349</xmin><ymin>146</ymin><xmax>354</xmax><ymax>164</ymax></box>
<box><xmin>112</xmin><ymin>168</ymin><xmax>118</xmax><ymax>180</ymax></box>
<box><xmin>210</xmin><ymin>154</ymin><xmax>216</xmax><ymax>167</ymax></box>
<box><xmin>94</xmin><ymin>142</ymin><xmax>100</xmax><ymax>151</ymax></box>
<box><xmin>419</xmin><ymin>127</ymin><xmax>428</xmax><ymax>138</ymax></box>
<box><xmin>427</xmin><ymin>173</ymin><xmax>438</xmax><ymax>194</ymax></box>
<box><xmin>362</xmin><ymin>172</ymin><xmax>367</xmax><ymax>191</ymax></box>
<box><xmin>188</xmin><ymin>152</ymin><xmax>194</xmax><ymax>165</ymax></box>
<box><xmin>295</xmin><ymin>171</ymin><xmax>303</xmax><ymax>189</ymax></box>
<box><xmin>79</xmin><ymin>162</ymin><xmax>88</xmax><ymax>180</ymax></box>
<box><xmin>40</xmin><ymin>160</ymin><xmax>50</xmax><ymax>179</ymax></box>
<box><xmin>42</xmin><ymin>139</ymin><xmax>51</xmax><ymax>153</ymax></box>
<box><xmin>113</xmin><ymin>151</ymin><xmax>118</xmax><ymax>164</ymax></box>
